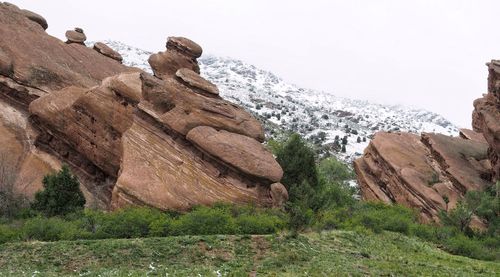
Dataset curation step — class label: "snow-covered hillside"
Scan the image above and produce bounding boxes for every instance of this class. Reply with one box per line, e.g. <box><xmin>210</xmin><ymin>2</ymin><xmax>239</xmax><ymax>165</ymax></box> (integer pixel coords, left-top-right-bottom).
<box><xmin>97</xmin><ymin>41</ymin><xmax>459</xmax><ymax>162</ymax></box>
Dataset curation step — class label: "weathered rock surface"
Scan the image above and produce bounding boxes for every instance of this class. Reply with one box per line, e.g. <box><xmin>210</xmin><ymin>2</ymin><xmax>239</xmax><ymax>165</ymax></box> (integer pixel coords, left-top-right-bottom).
<box><xmin>21</xmin><ymin>9</ymin><xmax>48</xmax><ymax>30</ymax></box>
<box><xmin>176</xmin><ymin>68</ymin><xmax>219</xmax><ymax>97</ymax></box>
<box><xmin>0</xmin><ymin>3</ymin><xmax>285</xmax><ymax>211</ymax></box>
<box><xmin>93</xmin><ymin>42</ymin><xmax>123</xmax><ymax>63</ymax></box>
<box><xmin>149</xmin><ymin>37</ymin><xmax>201</xmax><ymax>79</ymax></box>
<box><xmin>139</xmin><ymin>73</ymin><xmax>264</xmax><ymax>141</ymax></box>
<box><xmin>473</xmin><ymin>61</ymin><xmax>500</xmax><ymax>181</ymax></box>
<box><xmin>186</xmin><ymin>126</ymin><xmax>283</xmax><ymax>182</ymax></box>
<box><xmin>355</xmin><ymin>132</ymin><xmax>492</xmax><ymax>222</ymax></box>
<box><xmin>31</xmin><ymin>71</ymin><xmax>281</xmax><ymax>211</ymax></box>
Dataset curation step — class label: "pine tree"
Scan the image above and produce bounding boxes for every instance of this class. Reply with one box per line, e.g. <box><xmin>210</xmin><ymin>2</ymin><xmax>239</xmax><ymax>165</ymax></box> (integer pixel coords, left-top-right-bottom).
<box><xmin>32</xmin><ymin>165</ymin><xmax>85</xmax><ymax>216</ymax></box>
<box><xmin>276</xmin><ymin>134</ymin><xmax>318</xmax><ymax>191</ymax></box>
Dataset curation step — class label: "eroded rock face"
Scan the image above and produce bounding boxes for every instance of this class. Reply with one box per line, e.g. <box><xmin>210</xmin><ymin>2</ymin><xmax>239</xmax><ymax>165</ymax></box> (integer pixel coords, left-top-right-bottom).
<box><xmin>0</xmin><ymin>4</ymin><xmax>284</xmax><ymax>211</ymax></box>
<box><xmin>186</xmin><ymin>126</ymin><xmax>283</xmax><ymax>182</ymax></box>
<box><xmin>473</xmin><ymin>61</ymin><xmax>500</xmax><ymax>181</ymax></box>
<box><xmin>149</xmin><ymin>37</ymin><xmax>201</xmax><ymax>79</ymax></box>
<box><xmin>31</xmin><ymin>71</ymin><xmax>282</xmax><ymax>211</ymax></box>
<box><xmin>355</xmin><ymin>132</ymin><xmax>492</xmax><ymax>223</ymax></box>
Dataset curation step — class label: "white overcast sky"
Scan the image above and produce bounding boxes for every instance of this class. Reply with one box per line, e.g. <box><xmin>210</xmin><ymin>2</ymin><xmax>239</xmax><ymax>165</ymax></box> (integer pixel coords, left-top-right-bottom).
<box><xmin>9</xmin><ymin>0</ymin><xmax>500</xmax><ymax>127</ymax></box>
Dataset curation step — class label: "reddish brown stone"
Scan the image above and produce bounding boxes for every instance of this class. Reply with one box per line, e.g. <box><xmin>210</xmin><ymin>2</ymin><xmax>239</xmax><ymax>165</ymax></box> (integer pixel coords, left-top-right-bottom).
<box><xmin>176</xmin><ymin>68</ymin><xmax>219</xmax><ymax>97</ymax></box>
<box><xmin>20</xmin><ymin>9</ymin><xmax>47</xmax><ymax>30</ymax></box>
<box><xmin>186</xmin><ymin>126</ymin><xmax>283</xmax><ymax>183</ymax></box>
<box><xmin>93</xmin><ymin>42</ymin><xmax>123</xmax><ymax>63</ymax></box>
<box><xmin>355</xmin><ymin>132</ymin><xmax>492</xmax><ymax>223</ymax></box>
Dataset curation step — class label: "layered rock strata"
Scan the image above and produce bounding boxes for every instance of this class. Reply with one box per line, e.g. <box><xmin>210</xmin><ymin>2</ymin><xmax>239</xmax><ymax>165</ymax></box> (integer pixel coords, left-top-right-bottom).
<box><xmin>0</xmin><ymin>3</ymin><xmax>286</xmax><ymax>211</ymax></box>
<box><xmin>354</xmin><ymin>132</ymin><xmax>491</xmax><ymax>223</ymax></box>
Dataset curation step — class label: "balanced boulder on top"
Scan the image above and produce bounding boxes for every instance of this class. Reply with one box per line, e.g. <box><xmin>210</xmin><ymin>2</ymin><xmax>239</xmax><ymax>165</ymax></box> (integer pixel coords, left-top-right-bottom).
<box><xmin>66</xmin><ymin>27</ymin><xmax>87</xmax><ymax>44</ymax></box>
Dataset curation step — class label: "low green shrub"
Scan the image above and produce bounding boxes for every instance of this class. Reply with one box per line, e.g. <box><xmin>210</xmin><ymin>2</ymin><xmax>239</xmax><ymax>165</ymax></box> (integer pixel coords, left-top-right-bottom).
<box><xmin>0</xmin><ymin>224</ymin><xmax>18</xmax><ymax>244</ymax></box>
<box><xmin>342</xmin><ymin>202</ymin><xmax>416</xmax><ymax>235</ymax></box>
<box><xmin>444</xmin><ymin>235</ymin><xmax>496</xmax><ymax>261</ymax></box>
<box><xmin>171</xmin><ymin>206</ymin><xmax>238</xmax><ymax>235</ymax></box>
<box><xmin>236</xmin><ymin>213</ymin><xmax>286</xmax><ymax>234</ymax></box>
<box><xmin>21</xmin><ymin>217</ymin><xmax>88</xmax><ymax>241</ymax></box>
<box><xmin>89</xmin><ymin>207</ymin><xmax>166</xmax><ymax>239</ymax></box>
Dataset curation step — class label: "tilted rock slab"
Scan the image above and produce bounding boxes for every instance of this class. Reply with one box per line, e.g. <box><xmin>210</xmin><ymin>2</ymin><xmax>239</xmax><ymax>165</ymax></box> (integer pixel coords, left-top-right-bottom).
<box><xmin>93</xmin><ymin>42</ymin><xmax>123</xmax><ymax>63</ymax></box>
<box><xmin>31</xmin><ymin>72</ymin><xmax>283</xmax><ymax>211</ymax></box>
<box><xmin>355</xmin><ymin>132</ymin><xmax>492</xmax><ymax>223</ymax></box>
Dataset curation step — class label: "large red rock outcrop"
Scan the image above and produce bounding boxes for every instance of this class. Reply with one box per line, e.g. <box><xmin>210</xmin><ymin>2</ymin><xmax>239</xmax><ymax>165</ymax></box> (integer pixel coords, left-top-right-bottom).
<box><xmin>0</xmin><ymin>3</ymin><xmax>134</xmax><ymax>208</ymax></box>
<box><xmin>356</xmin><ymin>60</ymin><xmax>499</xmax><ymax>223</ymax></box>
<box><xmin>0</xmin><ymin>3</ymin><xmax>286</xmax><ymax>211</ymax></box>
<box><xmin>473</xmin><ymin>61</ymin><xmax>500</xmax><ymax>181</ymax></box>
<box><xmin>354</xmin><ymin>132</ymin><xmax>492</xmax><ymax>223</ymax></box>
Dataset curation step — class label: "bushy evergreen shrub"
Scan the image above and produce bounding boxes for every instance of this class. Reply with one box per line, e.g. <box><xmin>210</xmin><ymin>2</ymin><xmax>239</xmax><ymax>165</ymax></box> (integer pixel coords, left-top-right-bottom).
<box><xmin>32</xmin><ymin>165</ymin><xmax>85</xmax><ymax>217</ymax></box>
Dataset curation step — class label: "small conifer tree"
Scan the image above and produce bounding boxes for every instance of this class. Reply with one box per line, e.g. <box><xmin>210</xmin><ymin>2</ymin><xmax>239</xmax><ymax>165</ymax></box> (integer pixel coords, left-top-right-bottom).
<box><xmin>32</xmin><ymin>165</ymin><xmax>85</xmax><ymax>216</ymax></box>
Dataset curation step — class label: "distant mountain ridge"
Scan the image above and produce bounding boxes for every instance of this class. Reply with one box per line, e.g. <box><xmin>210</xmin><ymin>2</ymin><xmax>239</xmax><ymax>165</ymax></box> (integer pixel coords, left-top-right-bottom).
<box><xmin>99</xmin><ymin>41</ymin><xmax>458</xmax><ymax>162</ymax></box>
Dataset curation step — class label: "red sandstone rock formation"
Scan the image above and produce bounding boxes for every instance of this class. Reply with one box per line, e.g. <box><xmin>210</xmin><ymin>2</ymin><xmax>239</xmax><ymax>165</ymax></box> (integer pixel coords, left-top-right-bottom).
<box><xmin>473</xmin><ymin>61</ymin><xmax>500</xmax><ymax>181</ymax></box>
<box><xmin>355</xmin><ymin>132</ymin><xmax>492</xmax><ymax>223</ymax></box>
<box><xmin>355</xmin><ymin>58</ymin><xmax>500</xmax><ymax>223</ymax></box>
<box><xmin>0</xmin><ymin>3</ymin><xmax>287</xmax><ymax>211</ymax></box>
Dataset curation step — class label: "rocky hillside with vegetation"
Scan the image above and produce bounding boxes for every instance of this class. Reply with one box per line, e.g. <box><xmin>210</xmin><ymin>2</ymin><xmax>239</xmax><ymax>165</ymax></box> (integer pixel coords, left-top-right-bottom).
<box><xmin>0</xmin><ymin>3</ymin><xmax>498</xmax><ymax>276</ymax></box>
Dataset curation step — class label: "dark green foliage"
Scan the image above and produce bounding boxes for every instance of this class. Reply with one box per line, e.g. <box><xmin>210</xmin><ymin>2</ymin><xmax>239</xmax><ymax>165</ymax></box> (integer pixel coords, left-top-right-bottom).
<box><xmin>440</xmin><ymin>188</ymin><xmax>499</xmax><ymax>235</ymax></box>
<box><xmin>86</xmin><ymin>207</ymin><xmax>166</xmax><ymax>239</ymax></box>
<box><xmin>343</xmin><ymin>202</ymin><xmax>417</xmax><ymax>235</ymax></box>
<box><xmin>21</xmin><ymin>216</ymin><xmax>89</xmax><ymax>241</ymax></box>
<box><xmin>287</xmin><ymin>201</ymin><xmax>313</xmax><ymax>235</ymax></box>
<box><xmin>0</xmin><ymin>204</ymin><xmax>288</xmax><ymax>243</ymax></box>
<box><xmin>275</xmin><ymin>133</ymin><xmax>318</xmax><ymax>190</ymax></box>
<box><xmin>0</xmin><ymin>225</ymin><xmax>17</xmax><ymax>244</ymax></box>
<box><xmin>32</xmin><ymin>165</ymin><xmax>85</xmax><ymax>217</ymax></box>
<box><xmin>171</xmin><ymin>205</ymin><xmax>238</xmax><ymax>235</ymax></box>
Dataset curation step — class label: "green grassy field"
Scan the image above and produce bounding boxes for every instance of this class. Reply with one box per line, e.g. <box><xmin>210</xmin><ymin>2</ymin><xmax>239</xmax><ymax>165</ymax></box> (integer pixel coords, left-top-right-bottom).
<box><xmin>0</xmin><ymin>230</ymin><xmax>498</xmax><ymax>276</ymax></box>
